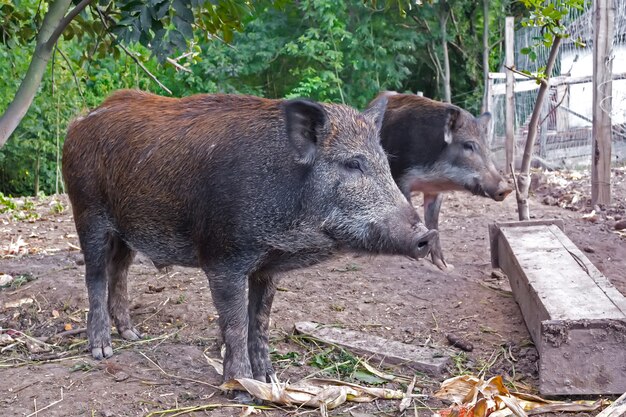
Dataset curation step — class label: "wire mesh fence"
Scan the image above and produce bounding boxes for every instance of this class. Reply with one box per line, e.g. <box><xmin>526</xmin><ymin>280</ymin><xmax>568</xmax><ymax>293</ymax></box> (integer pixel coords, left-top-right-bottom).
<box><xmin>489</xmin><ymin>0</ymin><xmax>626</xmax><ymax>170</ymax></box>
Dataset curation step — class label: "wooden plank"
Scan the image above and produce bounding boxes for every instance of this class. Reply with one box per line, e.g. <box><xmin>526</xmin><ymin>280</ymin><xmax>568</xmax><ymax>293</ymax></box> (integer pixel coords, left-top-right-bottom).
<box><xmin>488</xmin><ymin>219</ymin><xmax>564</xmax><ymax>268</ymax></box>
<box><xmin>592</xmin><ymin>0</ymin><xmax>614</xmax><ymax>205</ymax></box>
<box><xmin>490</xmin><ymin>222</ymin><xmax>626</xmax><ymax>395</ymax></box>
<box><xmin>294</xmin><ymin>322</ymin><xmax>451</xmax><ymax>376</ymax></box>
<box><xmin>490</xmin><ymin>72</ymin><xmax>626</xmax><ymax>95</ymax></box>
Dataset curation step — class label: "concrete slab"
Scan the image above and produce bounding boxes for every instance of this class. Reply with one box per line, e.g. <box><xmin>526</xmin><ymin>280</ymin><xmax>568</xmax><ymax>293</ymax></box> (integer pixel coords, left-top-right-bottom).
<box><xmin>294</xmin><ymin>321</ymin><xmax>451</xmax><ymax>376</ymax></box>
<box><xmin>489</xmin><ymin>220</ymin><xmax>626</xmax><ymax>395</ymax></box>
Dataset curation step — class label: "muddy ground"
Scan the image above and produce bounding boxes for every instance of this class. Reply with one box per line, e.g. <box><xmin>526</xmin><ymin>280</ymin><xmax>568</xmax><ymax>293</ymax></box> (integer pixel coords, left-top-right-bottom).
<box><xmin>1</xmin><ymin>168</ymin><xmax>625</xmax><ymax>417</ymax></box>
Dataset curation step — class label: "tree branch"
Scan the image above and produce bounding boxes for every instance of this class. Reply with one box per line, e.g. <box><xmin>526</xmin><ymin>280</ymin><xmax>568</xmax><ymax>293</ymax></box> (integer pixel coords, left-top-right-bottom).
<box><xmin>504</xmin><ymin>65</ymin><xmax>548</xmax><ymax>86</ymax></box>
<box><xmin>45</xmin><ymin>0</ymin><xmax>93</xmax><ymax>50</ymax></box>
<box><xmin>56</xmin><ymin>45</ymin><xmax>88</xmax><ymax>108</ymax></box>
<box><xmin>95</xmin><ymin>7</ymin><xmax>172</xmax><ymax>94</ymax></box>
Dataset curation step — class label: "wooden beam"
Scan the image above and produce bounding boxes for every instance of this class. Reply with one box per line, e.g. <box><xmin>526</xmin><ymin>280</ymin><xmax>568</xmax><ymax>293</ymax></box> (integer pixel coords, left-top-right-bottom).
<box><xmin>592</xmin><ymin>0</ymin><xmax>614</xmax><ymax>205</ymax></box>
<box><xmin>490</xmin><ymin>221</ymin><xmax>626</xmax><ymax>395</ymax></box>
<box><xmin>490</xmin><ymin>72</ymin><xmax>626</xmax><ymax>95</ymax></box>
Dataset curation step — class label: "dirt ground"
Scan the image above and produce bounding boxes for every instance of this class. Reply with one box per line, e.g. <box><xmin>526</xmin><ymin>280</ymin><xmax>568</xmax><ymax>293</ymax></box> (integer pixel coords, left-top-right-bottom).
<box><xmin>1</xmin><ymin>168</ymin><xmax>625</xmax><ymax>417</ymax></box>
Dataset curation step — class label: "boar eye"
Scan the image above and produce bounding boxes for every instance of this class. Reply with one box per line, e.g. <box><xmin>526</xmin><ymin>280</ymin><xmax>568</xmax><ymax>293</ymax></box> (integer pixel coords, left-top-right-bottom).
<box><xmin>345</xmin><ymin>158</ymin><xmax>363</xmax><ymax>172</ymax></box>
<box><xmin>463</xmin><ymin>142</ymin><xmax>478</xmax><ymax>152</ymax></box>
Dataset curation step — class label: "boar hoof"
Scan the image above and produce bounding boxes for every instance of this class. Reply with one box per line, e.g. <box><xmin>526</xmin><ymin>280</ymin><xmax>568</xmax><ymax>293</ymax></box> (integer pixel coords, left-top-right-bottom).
<box><xmin>432</xmin><ymin>257</ymin><xmax>454</xmax><ymax>271</ymax></box>
<box><xmin>91</xmin><ymin>345</ymin><xmax>114</xmax><ymax>360</ymax></box>
<box><xmin>120</xmin><ymin>328</ymin><xmax>142</xmax><ymax>341</ymax></box>
<box><xmin>268</xmin><ymin>372</ymin><xmax>280</xmax><ymax>384</ymax></box>
<box><xmin>230</xmin><ymin>390</ymin><xmax>262</xmax><ymax>405</ymax></box>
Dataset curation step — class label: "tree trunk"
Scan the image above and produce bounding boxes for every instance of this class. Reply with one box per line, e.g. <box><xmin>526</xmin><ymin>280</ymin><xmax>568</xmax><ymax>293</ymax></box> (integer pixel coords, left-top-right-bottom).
<box><xmin>516</xmin><ymin>36</ymin><xmax>562</xmax><ymax>220</ymax></box>
<box><xmin>481</xmin><ymin>0</ymin><xmax>490</xmax><ymax>113</ymax></box>
<box><xmin>0</xmin><ymin>0</ymin><xmax>91</xmax><ymax>148</ymax></box>
<box><xmin>440</xmin><ymin>0</ymin><xmax>452</xmax><ymax>103</ymax></box>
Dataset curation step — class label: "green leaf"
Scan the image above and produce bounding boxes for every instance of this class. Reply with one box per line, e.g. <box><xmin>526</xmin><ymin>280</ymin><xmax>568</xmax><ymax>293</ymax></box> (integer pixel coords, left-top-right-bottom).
<box><xmin>172</xmin><ymin>0</ymin><xmax>194</xmax><ymax>22</ymax></box>
<box><xmin>139</xmin><ymin>6</ymin><xmax>152</xmax><ymax>31</ymax></box>
<box><xmin>352</xmin><ymin>370</ymin><xmax>386</xmax><ymax>385</ymax></box>
<box><xmin>169</xmin><ymin>29</ymin><xmax>187</xmax><ymax>51</ymax></box>
<box><xmin>155</xmin><ymin>2</ymin><xmax>170</xmax><ymax>19</ymax></box>
<box><xmin>172</xmin><ymin>15</ymin><xmax>193</xmax><ymax>39</ymax></box>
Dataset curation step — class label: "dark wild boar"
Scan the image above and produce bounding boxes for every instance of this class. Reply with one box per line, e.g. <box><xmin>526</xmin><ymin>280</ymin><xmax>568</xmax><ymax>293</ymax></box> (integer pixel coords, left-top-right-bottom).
<box><xmin>369</xmin><ymin>92</ymin><xmax>512</xmax><ymax>270</ymax></box>
<box><xmin>62</xmin><ymin>90</ymin><xmax>437</xmax><ymax>401</ymax></box>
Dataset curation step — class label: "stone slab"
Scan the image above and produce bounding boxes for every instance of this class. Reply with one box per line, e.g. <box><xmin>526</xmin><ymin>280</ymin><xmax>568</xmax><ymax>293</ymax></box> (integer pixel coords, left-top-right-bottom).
<box><xmin>490</xmin><ymin>221</ymin><xmax>626</xmax><ymax>395</ymax></box>
<box><xmin>294</xmin><ymin>321</ymin><xmax>451</xmax><ymax>376</ymax></box>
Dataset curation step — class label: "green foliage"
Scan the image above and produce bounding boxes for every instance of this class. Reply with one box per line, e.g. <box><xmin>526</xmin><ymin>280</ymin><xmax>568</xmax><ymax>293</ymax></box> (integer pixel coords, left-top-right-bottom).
<box><xmin>0</xmin><ymin>192</ymin><xmax>39</xmax><ymax>220</ymax></box>
<box><xmin>310</xmin><ymin>347</ymin><xmax>386</xmax><ymax>385</ymax></box>
<box><xmin>166</xmin><ymin>1</ymin><xmax>421</xmax><ymax>108</ymax></box>
<box><xmin>519</xmin><ymin>0</ymin><xmax>586</xmax><ymax>64</ymax></box>
<box><xmin>110</xmin><ymin>0</ymin><xmax>275</xmax><ymax>62</ymax></box>
<box><xmin>0</xmin><ymin>1</ymin><xmax>167</xmax><ymax>196</ymax></box>
<box><xmin>5</xmin><ymin>0</ymin><xmax>577</xmax><ymax>196</ymax></box>
<box><xmin>9</xmin><ymin>273</ymin><xmax>37</xmax><ymax>289</ymax></box>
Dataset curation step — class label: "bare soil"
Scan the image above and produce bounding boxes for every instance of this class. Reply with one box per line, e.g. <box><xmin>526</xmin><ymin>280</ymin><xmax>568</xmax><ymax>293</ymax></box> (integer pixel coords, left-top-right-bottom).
<box><xmin>1</xmin><ymin>168</ymin><xmax>625</xmax><ymax>417</ymax></box>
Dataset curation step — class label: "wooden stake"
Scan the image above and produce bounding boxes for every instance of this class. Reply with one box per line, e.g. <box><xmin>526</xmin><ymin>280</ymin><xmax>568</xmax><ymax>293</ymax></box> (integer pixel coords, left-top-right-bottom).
<box><xmin>591</xmin><ymin>0</ymin><xmax>614</xmax><ymax>205</ymax></box>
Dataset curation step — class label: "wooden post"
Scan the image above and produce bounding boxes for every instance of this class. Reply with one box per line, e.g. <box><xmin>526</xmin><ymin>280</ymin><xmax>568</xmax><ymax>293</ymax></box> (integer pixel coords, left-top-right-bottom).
<box><xmin>481</xmin><ymin>0</ymin><xmax>490</xmax><ymax>114</ymax></box>
<box><xmin>592</xmin><ymin>0</ymin><xmax>614</xmax><ymax>205</ymax></box>
<box><xmin>505</xmin><ymin>16</ymin><xmax>515</xmax><ymax>174</ymax></box>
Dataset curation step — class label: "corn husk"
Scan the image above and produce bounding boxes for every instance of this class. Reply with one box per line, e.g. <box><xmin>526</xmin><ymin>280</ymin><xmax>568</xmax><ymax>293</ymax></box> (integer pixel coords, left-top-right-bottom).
<box><xmin>221</xmin><ymin>377</ymin><xmax>406</xmax><ymax>410</ymax></box>
<box><xmin>434</xmin><ymin>375</ymin><xmax>610</xmax><ymax>417</ymax></box>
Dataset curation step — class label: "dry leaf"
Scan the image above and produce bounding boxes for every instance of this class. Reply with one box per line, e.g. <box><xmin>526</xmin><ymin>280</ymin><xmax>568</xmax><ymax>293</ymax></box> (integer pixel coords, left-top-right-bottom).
<box><xmin>67</xmin><ymin>242</ymin><xmax>81</xmax><ymax>251</ymax></box>
<box><xmin>3</xmin><ymin>236</ymin><xmax>28</xmax><ymax>256</ymax></box>
<box><xmin>5</xmin><ymin>297</ymin><xmax>34</xmax><ymax>308</ymax></box>
<box><xmin>0</xmin><ymin>273</ymin><xmax>13</xmax><ymax>286</ymax></box>
<box><xmin>64</xmin><ymin>323</ymin><xmax>73</xmax><ymax>331</ymax></box>
<box><xmin>204</xmin><ymin>354</ymin><xmax>224</xmax><ymax>376</ymax></box>
<box><xmin>0</xmin><ymin>334</ymin><xmax>14</xmax><ymax>346</ymax></box>
<box><xmin>52</xmin><ymin>309</ymin><xmax>60</xmax><ymax>318</ymax></box>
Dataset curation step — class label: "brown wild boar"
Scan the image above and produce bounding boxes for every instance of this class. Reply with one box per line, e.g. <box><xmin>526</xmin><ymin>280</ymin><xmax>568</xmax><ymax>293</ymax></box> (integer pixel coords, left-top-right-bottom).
<box><xmin>369</xmin><ymin>92</ymin><xmax>512</xmax><ymax>270</ymax></box>
<box><xmin>62</xmin><ymin>90</ymin><xmax>437</xmax><ymax>402</ymax></box>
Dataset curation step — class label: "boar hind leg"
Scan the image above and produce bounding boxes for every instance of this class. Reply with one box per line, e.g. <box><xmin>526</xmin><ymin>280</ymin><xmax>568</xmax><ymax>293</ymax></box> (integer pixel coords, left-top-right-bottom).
<box><xmin>107</xmin><ymin>236</ymin><xmax>140</xmax><ymax>341</ymax></box>
<box><xmin>76</xmin><ymin>217</ymin><xmax>113</xmax><ymax>359</ymax></box>
<box><xmin>423</xmin><ymin>193</ymin><xmax>448</xmax><ymax>270</ymax></box>
<box><xmin>248</xmin><ymin>272</ymin><xmax>277</xmax><ymax>383</ymax></box>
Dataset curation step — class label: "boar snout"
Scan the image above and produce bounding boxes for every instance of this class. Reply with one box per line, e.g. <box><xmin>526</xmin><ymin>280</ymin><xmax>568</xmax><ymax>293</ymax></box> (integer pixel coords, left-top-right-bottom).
<box><xmin>488</xmin><ymin>179</ymin><xmax>513</xmax><ymax>202</ymax></box>
<box><xmin>412</xmin><ymin>227</ymin><xmax>438</xmax><ymax>259</ymax></box>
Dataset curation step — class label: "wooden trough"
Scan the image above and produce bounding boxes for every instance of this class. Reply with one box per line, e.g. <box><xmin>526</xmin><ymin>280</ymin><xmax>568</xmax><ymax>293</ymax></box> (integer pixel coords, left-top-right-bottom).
<box><xmin>489</xmin><ymin>220</ymin><xmax>626</xmax><ymax>395</ymax></box>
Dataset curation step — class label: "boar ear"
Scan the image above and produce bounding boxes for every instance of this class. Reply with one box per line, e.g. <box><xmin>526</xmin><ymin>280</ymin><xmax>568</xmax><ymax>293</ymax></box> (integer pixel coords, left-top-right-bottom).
<box><xmin>363</xmin><ymin>95</ymin><xmax>388</xmax><ymax>132</ymax></box>
<box><xmin>443</xmin><ymin>106</ymin><xmax>460</xmax><ymax>144</ymax></box>
<box><xmin>283</xmin><ymin>99</ymin><xmax>329</xmax><ymax>165</ymax></box>
<box><xmin>477</xmin><ymin>112</ymin><xmax>492</xmax><ymax>137</ymax></box>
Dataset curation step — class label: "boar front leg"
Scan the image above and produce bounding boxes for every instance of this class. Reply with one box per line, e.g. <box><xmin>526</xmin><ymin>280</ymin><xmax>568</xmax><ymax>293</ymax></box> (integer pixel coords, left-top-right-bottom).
<box><xmin>248</xmin><ymin>272</ymin><xmax>278</xmax><ymax>383</ymax></box>
<box><xmin>204</xmin><ymin>264</ymin><xmax>254</xmax><ymax>401</ymax></box>
<box><xmin>423</xmin><ymin>192</ymin><xmax>448</xmax><ymax>270</ymax></box>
